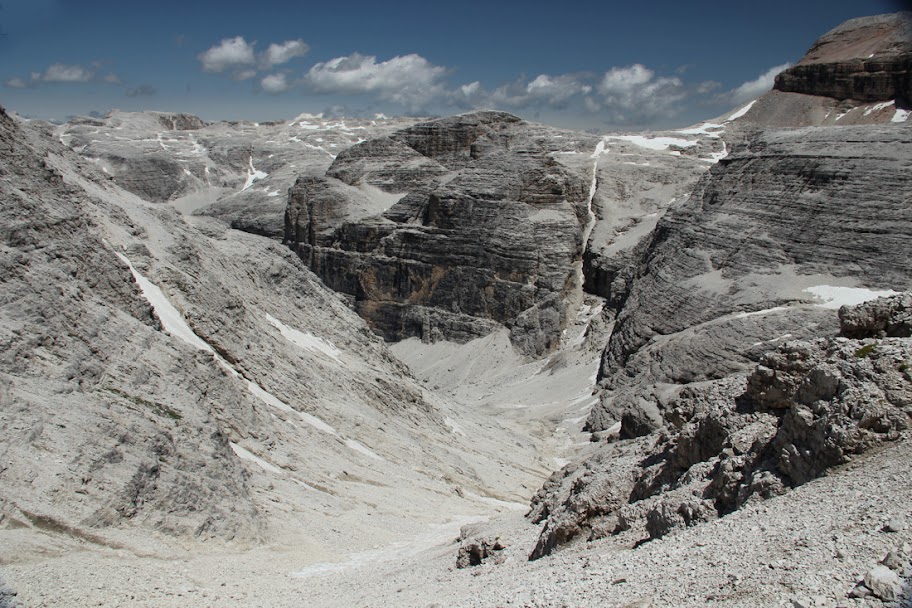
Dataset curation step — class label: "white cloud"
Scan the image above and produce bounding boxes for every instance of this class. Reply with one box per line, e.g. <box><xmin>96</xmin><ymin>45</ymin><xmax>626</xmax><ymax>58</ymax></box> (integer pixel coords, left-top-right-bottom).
<box><xmin>460</xmin><ymin>81</ymin><xmax>481</xmax><ymax>96</ymax></box>
<box><xmin>525</xmin><ymin>74</ymin><xmax>591</xmax><ymax>108</ymax></box>
<box><xmin>595</xmin><ymin>64</ymin><xmax>688</xmax><ymax>123</ymax></box>
<box><xmin>261</xmin><ymin>73</ymin><xmax>289</xmax><ymax>94</ymax></box>
<box><xmin>599</xmin><ymin>64</ymin><xmax>655</xmax><ymax>94</ymax></box>
<box><xmin>42</xmin><ymin>63</ymin><xmax>93</xmax><ymax>83</ymax></box>
<box><xmin>583</xmin><ymin>96</ymin><xmax>601</xmax><ymax>112</ymax></box>
<box><xmin>5</xmin><ymin>63</ymin><xmax>122</xmax><ymax>88</ymax></box>
<box><xmin>306</xmin><ymin>53</ymin><xmax>448</xmax><ymax>109</ymax></box>
<box><xmin>730</xmin><ymin>63</ymin><xmax>792</xmax><ymax>104</ymax></box>
<box><xmin>262</xmin><ymin>39</ymin><xmax>309</xmax><ymax>68</ymax></box>
<box><xmin>198</xmin><ymin>36</ymin><xmax>256</xmax><ymax>73</ymax></box>
<box><xmin>199</xmin><ymin>36</ymin><xmax>310</xmax><ymax>81</ymax></box>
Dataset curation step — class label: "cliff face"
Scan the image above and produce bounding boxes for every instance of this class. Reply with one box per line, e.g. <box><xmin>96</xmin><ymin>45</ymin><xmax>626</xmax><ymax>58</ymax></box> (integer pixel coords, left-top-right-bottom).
<box><xmin>587</xmin><ymin>124</ymin><xmax>912</xmax><ymax>433</ymax></box>
<box><xmin>284</xmin><ymin>111</ymin><xmax>596</xmax><ymax>356</ymax></box>
<box><xmin>775</xmin><ymin>12</ymin><xmax>912</xmax><ymax>102</ymax></box>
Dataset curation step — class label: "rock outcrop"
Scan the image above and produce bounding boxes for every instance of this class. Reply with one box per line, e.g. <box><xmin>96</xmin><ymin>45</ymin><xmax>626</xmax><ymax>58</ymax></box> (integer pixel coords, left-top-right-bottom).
<box><xmin>587</xmin><ymin>124</ymin><xmax>912</xmax><ymax>434</ymax></box>
<box><xmin>0</xmin><ymin>106</ymin><xmax>262</xmax><ymax>540</ymax></box>
<box><xmin>774</xmin><ymin>12</ymin><xmax>912</xmax><ymax>102</ymax></box>
<box><xmin>732</xmin><ymin>12</ymin><xmax>912</xmax><ymax>127</ymax></box>
<box><xmin>284</xmin><ymin>111</ymin><xmax>596</xmax><ymax>356</ymax></box>
<box><xmin>530</xmin><ymin>295</ymin><xmax>912</xmax><ymax>558</ymax></box>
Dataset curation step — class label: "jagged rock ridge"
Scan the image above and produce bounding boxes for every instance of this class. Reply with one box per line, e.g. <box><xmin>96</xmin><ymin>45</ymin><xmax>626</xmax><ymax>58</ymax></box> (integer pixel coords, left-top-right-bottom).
<box><xmin>530</xmin><ymin>295</ymin><xmax>912</xmax><ymax>559</ymax></box>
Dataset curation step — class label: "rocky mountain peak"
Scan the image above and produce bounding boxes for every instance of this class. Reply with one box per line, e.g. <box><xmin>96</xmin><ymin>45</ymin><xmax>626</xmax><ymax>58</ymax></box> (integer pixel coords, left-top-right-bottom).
<box><xmin>797</xmin><ymin>11</ymin><xmax>912</xmax><ymax>65</ymax></box>
<box><xmin>774</xmin><ymin>11</ymin><xmax>912</xmax><ymax>102</ymax></box>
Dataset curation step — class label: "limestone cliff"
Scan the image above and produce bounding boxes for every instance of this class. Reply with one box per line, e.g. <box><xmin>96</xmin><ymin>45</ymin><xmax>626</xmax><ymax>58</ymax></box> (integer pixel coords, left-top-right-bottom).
<box><xmin>284</xmin><ymin>111</ymin><xmax>597</xmax><ymax>356</ymax></box>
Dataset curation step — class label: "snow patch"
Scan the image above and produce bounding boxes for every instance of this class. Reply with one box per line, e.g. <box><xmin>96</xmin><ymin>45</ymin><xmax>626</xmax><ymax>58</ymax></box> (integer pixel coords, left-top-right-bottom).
<box><xmin>114</xmin><ymin>252</ymin><xmax>214</xmax><ymax>353</ymax></box>
<box><xmin>265</xmin><ymin>313</ymin><xmax>341</xmax><ymax>361</ymax></box>
<box><xmin>344</xmin><ymin>439</ymin><xmax>384</xmax><ymax>461</ymax></box>
<box><xmin>241</xmin><ymin>155</ymin><xmax>268</xmax><ymax>191</ymax></box>
<box><xmin>230</xmin><ymin>442</ymin><xmax>283</xmax><ymax>475</ymax></box>
<box><xmin>734</xmin><ymin>306</ymin><xmax>790</xmax><ymax>319</ymax></box>
<box><xmin>606</xmin><ymin>135</ymin><xmax>697</xmax><ymax>151</ymax></box>
<box><xmin>246</xmin><ymin>381</ymin><xmax>339</xmax><ymax>436</ymax></box>
<box><xmin>892</xmin><ymin>108</ymin><xmax>910</xmax><ymax>123</ymax></box>
<box><xmin>863</xmin><ymin>101</ymin><xmax>894</xmax><ymax>117</ymax></box>
<box><xmin>804</xmin><ymin>285</ymin><xmax>901</xmax><ymax>309</ymax></box>
<box><xmin>676</xmin><ymin>122</ymin><xmax>724</xmax><ymax>136</ymax></box>
<box><xmin>726</xmin><ymin>100</ymin><xmax>757</xmax><ymax>122</ymax></box>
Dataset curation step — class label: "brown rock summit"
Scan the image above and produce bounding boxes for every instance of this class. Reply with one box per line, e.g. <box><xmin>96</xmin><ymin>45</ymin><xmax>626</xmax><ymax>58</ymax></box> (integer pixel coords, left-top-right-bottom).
<box><xmin>774</xmin><ymin>11</ymin><xmax>912</xmax><ymax>103</ymax></box>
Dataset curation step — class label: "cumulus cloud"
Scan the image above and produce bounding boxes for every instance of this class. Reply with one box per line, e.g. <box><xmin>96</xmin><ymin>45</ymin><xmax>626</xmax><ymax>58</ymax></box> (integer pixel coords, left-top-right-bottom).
<box><xmin>524</xmin><ymin>74</ymin><xmax>591</xmax><ymax>108</ymax></box>
<box><xmin>42</xmin><ymin>63</ymin><xmax>93</xmax><ymax>83</ymax></box>
<box><xmin>198</xmin><ymin>36</ymin><xmax>310</xmax><ymax>82</ymax></box>
<box><xmin>260</xmin><ymin>73</ymin><xmax>289</xmax><ymax>94</ymax></box>
<box><xmin>730</xmin><ymin>62</ymin><xmax>792</xmax><ymax>104</ymax></box>
<box><xmin>449</xmin><ymin>64</ymin><xmax>702</xmax><ymax>125</ymax></box>
<box><xmin>592</xmin><ymin>64</ymin><xmax>688</xmax><ymax>122</ymax></box>
<box><xmin>4</xmin><ymin>63</ymin><xmax>122</xmax><ymax>88</ymax></box>
<box><xmin>306</xmin><ymin>53</ymin><xmax>448</xmax><ymax>108</ymax></box>
<box><xmin>198</xmin><ymin>36</ymin><xmax>256</xmax><ymax>73</ymax></box>
<box><xmin>261</xmin><ymin>39</ymin><xmax>309</xmax><ymax>68</ymax></box>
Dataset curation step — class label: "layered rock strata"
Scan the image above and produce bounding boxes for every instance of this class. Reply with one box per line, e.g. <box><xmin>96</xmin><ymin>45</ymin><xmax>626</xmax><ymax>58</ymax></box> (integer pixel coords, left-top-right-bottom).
<box><xmin>530</xmin><ymin>295</ymin><xmax>912</xmax><ymax>558</ymax></box>
<box><xmin>284</xmin><ymin>111</ymin><xmax>595</xmax><ymax>356</ymax></box>
<box><xmin>588</xmin><ymin>124</ymin><xmax>912</xmax><ymax>434</ymax></box>
<box><xmin>774</xmin><ymin>12</ymin><xmax>912</xmax><ymax>102</ymax></box>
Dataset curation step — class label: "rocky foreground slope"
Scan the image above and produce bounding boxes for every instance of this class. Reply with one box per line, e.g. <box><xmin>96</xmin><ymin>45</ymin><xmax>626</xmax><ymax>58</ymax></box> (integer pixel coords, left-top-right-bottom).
<box><xmin>1</xmin><ymin>11</ymin><xmax>911</xmax><ymax>608</ymax></box>
<box><xmin>0</xmin><ymin>100</ymin><xmax>562</xmax><ymax>574</ymax></box>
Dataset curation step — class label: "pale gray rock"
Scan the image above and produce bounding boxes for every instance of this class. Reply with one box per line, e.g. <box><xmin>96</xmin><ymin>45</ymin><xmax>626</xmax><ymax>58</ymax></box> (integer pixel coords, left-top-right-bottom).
<box><xmin>588</xmin><ymin>124</ymin><xmax>912</xmax><ymax>433</ymax></box>
<box><xmin>456</xmin><ymin>535</ymin><xmax>506</xmax><ymax>568</ymax></box>
<box><xmin>529</xmin><ymin>298</ymin><xmax>912</xmax><ymax>557</ymax></box>
<box><xmin>284</xmin><ymin>111</ymin><xmax>596</xmax><ymax>356</ymax></box>
<box><xmin>864</xmin><ymin>565</ymin><xmax>900</xmax><ymax>601</ymax></box>
<box><xmin>840</xmin><ymin>293</ymin><xmax>912</xmax><ymax>339</ymax></box>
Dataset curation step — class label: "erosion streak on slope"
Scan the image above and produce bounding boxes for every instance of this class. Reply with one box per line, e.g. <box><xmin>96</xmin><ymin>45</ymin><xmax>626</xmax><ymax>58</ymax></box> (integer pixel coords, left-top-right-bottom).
<box><xmin>113</xmin><ymin>249</ymin><xmax>386</xmax><ymax>462</ymax></box>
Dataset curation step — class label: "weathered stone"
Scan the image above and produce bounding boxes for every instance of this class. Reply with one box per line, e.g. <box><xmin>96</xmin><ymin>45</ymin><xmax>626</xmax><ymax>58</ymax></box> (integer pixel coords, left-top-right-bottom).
<box><xmin>284</xmin><ymin>112</ymin><xmax>593</xmax><ymax>356</ymax></box>
<box><xmin>775</xmin><ymin>12</ymin><xmax>912</xmax><ymax>102</ymax></box>
<box><xmin>864</xmin><ymin>565</ymin><xmax>900</xmax><ymax>601</ymax></box>
<box><xmin>839</xmin><ymin>293</ymin><xmax>912</xmax><ymax>338</ymax></box>
<box><xmin>456</xmin><ymin>536</ymin><xmax>506</xmax><ymax>568</ymax></box>
<box><xmin>589</xmin><ymin>124</ymin><xmax>912</xmax><ymax>432</ymax></box>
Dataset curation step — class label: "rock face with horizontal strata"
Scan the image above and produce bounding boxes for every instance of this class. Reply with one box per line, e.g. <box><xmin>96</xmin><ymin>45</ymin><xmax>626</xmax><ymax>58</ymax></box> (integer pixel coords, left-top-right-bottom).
<box><xmin>587</xmin><ymin>124</ymin><xmax>912</xmax><ymax>434</ymax></box>
<box><xmin>529</xmin><ymin>296</ymin><xmax>912</xmax><ymax>558</ymax></box>
<box><xmin>284</xmin><ymin>111</ymin><xmax>595</xmax><ymax>356</ymax></box>
<box><xmin>774</xmin><ymin>12</ymin><xmax>912</xmax><ymax>102</ymax></box>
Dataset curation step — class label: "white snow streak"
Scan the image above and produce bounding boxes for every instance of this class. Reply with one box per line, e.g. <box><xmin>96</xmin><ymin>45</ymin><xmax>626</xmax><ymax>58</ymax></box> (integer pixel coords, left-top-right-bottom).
<box><xmin>230</xmin><ymin>442</ymin><xmax>283</xmax><ymax>475</ymax></box>
<box><xmin>265</xmin><ymin>313</ymin><xmax>341</xmax><ymax>361</ymax></box>
<box><xmin>734</xmin><ymin>306</ymin><xmax>790</xmax><ymax>319</ymax></box>
<box><xmin>115</xmin><ymin>249</ymin><xmax>378</xmax><ymax>459</ymax></box>
<box><xmin>677</xmin><ymin>122</ymin><xmax>724</xmax><ymax>136</ymax></box>
<box><xmin>344</xmin><ymin>439</ymin><xmax>384</xmax><ymax>461</ymax></box>
<box><xmin>726</xmin><ymin>100</ymin><xmax>757</xmax><ymax>122</ymax></box>
<box><xmin>242</xmin><ymin>155</ymin><xmax>268</xmax><ymax>191</ymax></box>
<box><xmin>804</xmin><ymin>285</ymin><xmax>901</xmax><ymax>309</ymax></box>
<box><xmin>114</xmin><ymin>252</ymin><xmax>214</xmax><ymax>352</ymax></box>
<box><xmin>863</xmin><ymin>101</ymin><xmax>894</xmax><ymax>117</ymax></box>
<box><xmin>246</xmin><ymin>381</ymin><xmax>338</xmax><ymax>435</ymax></box>
<box><xmin>892</xmin><ymin>108</ymin><xmax>910</xmax><ymax>123</ymax></box>
<box><xmin>606</xmin><ymin>135</ymin><xmax>697</xmax><ymax>151</ymax></box>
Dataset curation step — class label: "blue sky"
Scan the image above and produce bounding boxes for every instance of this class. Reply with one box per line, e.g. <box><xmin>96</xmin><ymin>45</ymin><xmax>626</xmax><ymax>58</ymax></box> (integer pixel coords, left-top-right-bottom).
<box><xmin>0</xmin><ymin>0</ymin><xmax>906</xmax><ymax>130</ymax></box>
